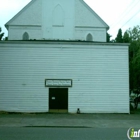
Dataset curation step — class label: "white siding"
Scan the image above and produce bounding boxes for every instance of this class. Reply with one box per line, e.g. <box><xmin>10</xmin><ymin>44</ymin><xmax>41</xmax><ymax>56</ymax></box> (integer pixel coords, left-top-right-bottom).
<box><xmin>6</xmin><ymin>0</ymin><xmax>109</xmax><ymax>41</ymax></box>
<box><xmin>8</xmin><ymin>26</ymin><xmax>42</xmax><ymax>40</ymax></box>
<box><xmin>8</xmin><ymin>0</ymin><xmax>42</xmax><ymax>26</ymax></box>
<box><xmin>75</xmin><ymin>27</ymin><xmax>106</xmax><ymax>42</ymax></box>
<box><xmin>42</xmin><ymin>0</ymin><xmax>75</xmax><ymax>40</ymax></box>
<box><xmin>0</xmin><ymin>42</ymin><xmax>129</xmax><ymax>113</ymax></box>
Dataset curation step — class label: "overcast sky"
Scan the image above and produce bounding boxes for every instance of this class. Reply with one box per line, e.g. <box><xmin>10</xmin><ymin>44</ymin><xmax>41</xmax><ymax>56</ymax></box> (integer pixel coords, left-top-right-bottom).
<box><xmin>0</xmin><ymin>0</ymin><xmax>140</xmax><ymax>39</ymax></box>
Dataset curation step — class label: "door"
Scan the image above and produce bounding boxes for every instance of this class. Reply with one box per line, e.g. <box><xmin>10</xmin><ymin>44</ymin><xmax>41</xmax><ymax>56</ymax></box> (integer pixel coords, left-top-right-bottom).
<box><xmin>49</xmin><ymin>88</ymin><xmax>68</xmax><ymax>110</ymax></box>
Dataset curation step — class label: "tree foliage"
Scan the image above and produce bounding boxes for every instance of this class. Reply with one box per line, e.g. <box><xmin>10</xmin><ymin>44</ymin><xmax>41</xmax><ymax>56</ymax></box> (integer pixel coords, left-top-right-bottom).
<box><xmin>124</xmin><ymin>26</ymin><xmax>140</xmax><ymax>92</ymax></box>
<box><xmin>123</xmin><ymin>31</ymin><xmax>130</xmax><ymax>43</ymax></box>
<box><xmin>0</xmin><ymin>27</ymin><xmax>4</xmax><ymax>40</ymax></box>
<box><xmin>127</xmin><ymin>25</ymin><xmax>140</xmax><ymax>41</ymax></box>
<box><xmin>115</xmin><ymin>28</ymin><xmax>123</xmax><ymax>43</ymax></box>
<box><xmin>112</xmin><ymin>26</ymin><xmax>140</xmax><ymax>93</ymax></box>
<box><xmin>130</xmin><ymin>47</ymin><xmax>140</xmax><ymax>91</ymax></box>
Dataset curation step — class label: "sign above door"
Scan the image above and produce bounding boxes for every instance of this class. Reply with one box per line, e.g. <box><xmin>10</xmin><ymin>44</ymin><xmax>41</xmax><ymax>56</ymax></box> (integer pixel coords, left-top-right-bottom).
<box><xmin>45</xmin><ymin>79</ymin><xmax>72</xmax><ymax>87</ymax></box>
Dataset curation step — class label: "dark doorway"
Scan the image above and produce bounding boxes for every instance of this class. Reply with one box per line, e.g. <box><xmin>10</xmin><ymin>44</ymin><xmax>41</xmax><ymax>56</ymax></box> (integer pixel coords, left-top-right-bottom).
<box><xmin>49</xmin><ymin>88</ymin><xmax>68</xmax><ymax>110</ymax></box>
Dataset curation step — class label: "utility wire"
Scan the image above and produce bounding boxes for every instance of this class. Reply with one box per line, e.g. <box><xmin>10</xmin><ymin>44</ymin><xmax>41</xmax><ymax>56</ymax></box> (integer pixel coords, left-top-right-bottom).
<box><xmin>110</xmin><ymin>0</ymin><xmax>137</xmax><ymax>27</ymax></box>
<box><xmin>109</xmin><ymin>8</ymin><xmax>140</xmax><ymax>39</ymax></box>
<box><xmin>121</xmin><ymin>8</ymin><xmax>140</xmax><ymax>28</ymax></box>
<box><xmin>110</xmin><ymin>0</ymin><xmax>140</xmax><ymax>29</ymax></box>
<box><xmin>110</xmin><ymin>8</ymin><xmax>140</xmax><ymax>35</ymax></box>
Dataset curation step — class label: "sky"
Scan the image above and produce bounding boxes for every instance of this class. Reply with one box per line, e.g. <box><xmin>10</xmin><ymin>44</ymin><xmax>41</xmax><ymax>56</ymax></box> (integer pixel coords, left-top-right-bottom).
<box><xmin>0</xmin><ymin>0</ymin><xmax>140</xmax><ymax>39</ymax></box>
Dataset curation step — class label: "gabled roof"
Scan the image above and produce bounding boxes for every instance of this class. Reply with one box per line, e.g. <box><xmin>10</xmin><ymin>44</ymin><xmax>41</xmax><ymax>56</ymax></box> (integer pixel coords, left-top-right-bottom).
<box><xmin>77</xmin><ymin>0</ymin><xmax>109</xmax><ymax>30</ymax></box>
<box><xmin>5</xmin><ymin>0</ymin><xmax>109</xmax><ymax>30</ymax></box>
<box><xmin>5</xmin><ymin>0</ymin><xmax>41</xmax><ymax>29</ymax></box>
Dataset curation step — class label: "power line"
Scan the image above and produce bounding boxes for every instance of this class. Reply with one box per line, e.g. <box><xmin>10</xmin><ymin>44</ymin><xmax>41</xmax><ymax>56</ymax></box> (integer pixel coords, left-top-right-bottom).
<box><xmin>109</xmin><ymin>8</ymin><xmax>140</xmax><ymax>39</ymax></box>
<box><xmin>109</xmin><ymin>2</ymin><xmax>140</xmax><ymax>34</ymax></box>
<box><xmin>110</xmin><ymin>0</ymin><xmax>137</xmax><ymax>27</ymax></box>
<box><xmin>121</xmin><ymin>8</ymin><xmax>140</xmax><ymax>28</ymax></box>
<box><xmin>110</xmin><ymin>0</ymin><xmax>140</xmax><ymax>29</ymax></box>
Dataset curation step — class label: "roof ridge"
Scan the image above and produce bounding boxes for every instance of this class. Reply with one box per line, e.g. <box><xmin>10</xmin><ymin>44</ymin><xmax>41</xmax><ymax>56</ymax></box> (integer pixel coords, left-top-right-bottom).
<box><xmin>5</xmin><ymin>0</ymin><xmax>36</xmax><ymax>29</ymax></box>
<box><xmin>80</xmin><ymin>0</ymin><xmax>109</xmax><ymax>30</ymax></box>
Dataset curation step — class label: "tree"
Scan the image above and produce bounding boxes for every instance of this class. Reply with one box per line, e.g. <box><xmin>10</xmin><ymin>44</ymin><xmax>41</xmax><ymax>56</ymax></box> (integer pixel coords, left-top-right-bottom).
<box><xmin>114</xmin><ymin>26</ymin><xmax>140</xmax><ymax>93</ymax></box>
<box><xmin>115</xmin><ymin>28</ymin><xmax>123</xmax><ymax>43</ymax></box>
<box><xmin>127</xmin><ymin>26</ymin><xmax>140</xmax><ymax>62</ymax></box>
<box><xmin>0</xmin><ymin>27</ymin><xmax>4</xmax><ymax>40</ymax></box>
<box><xmin>127</xmin><ymin>25</ymin><xmax>140</xmax><ymax>41</ymax></box>
<box><xmin>123</xmin><ymin>31</ymin><xmax>130</xmax><ymax>43</ymax></box>
<box><xmin>130</xmin><ymin>48</ymin><xmax>140</xmax><ymax>90</ymax></box>
<box><xmin>126</xmin><ymin>26</ymin><xmax>140</xmax><ymax>92</ymax></box>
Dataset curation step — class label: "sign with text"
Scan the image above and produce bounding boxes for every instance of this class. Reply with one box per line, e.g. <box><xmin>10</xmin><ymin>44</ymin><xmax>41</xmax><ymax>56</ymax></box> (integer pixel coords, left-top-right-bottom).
<box><xmin>45</xmin><ymin>79</ymin><xmax>72</xmax><ymax>87</ymax></box>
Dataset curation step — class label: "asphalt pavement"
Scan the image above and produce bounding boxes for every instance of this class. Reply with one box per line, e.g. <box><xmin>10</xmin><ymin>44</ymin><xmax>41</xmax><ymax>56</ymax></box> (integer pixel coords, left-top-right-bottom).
<box><xmin>0</xmin><ymin>127</ymin><xmax>128</xmax><ymax>140</ymax></box>
<box><xmin>0</xmin><ymin>113</ymin><xmax>140</xmax><ymax>128</ymax></box>
<box><xmin>0</xmin><ymin>111</ymin><xmax>140</xmax><ymax>140</ymax></box>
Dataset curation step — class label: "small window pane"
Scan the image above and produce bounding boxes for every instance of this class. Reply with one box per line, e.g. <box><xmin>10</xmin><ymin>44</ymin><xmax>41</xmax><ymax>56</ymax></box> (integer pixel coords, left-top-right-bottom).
<box><xmin>23</xmin><ymin>32</ymin><xmax>29</xmax><ymax>40</ymax></box>
<box><xmin>86</xmin><ymin>33</ymin><xmax>93</xmax><ymax>41</ymax></box>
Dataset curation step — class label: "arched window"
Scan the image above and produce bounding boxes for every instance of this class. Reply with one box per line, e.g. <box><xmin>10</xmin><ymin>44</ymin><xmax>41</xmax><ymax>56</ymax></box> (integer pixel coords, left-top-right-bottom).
<box><xmin>53</xmin><ymin>4</ymin><xmax>64</xmax><ymax>26</ymax></box>
<box><xmin>86</xmin><ymin>33</ymin><xmax>93</xmax><ymax>41</ymax></box>
<box><xmin>23</xmin><ymin>32</ymin><xmax>29</xmax><ymax>40</ymax></box>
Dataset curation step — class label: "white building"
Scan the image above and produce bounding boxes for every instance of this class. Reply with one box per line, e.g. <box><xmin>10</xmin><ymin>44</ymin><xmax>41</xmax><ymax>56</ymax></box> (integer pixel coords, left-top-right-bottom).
<box><xmin>0</xmin><ymin>0</ymin><xmax>130</xmax><ymax>113</ymax></box>
<box><xmin>5</xmin><ymin>0</ymin><xmax>109</xmax><ymax>42</ymax></box>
